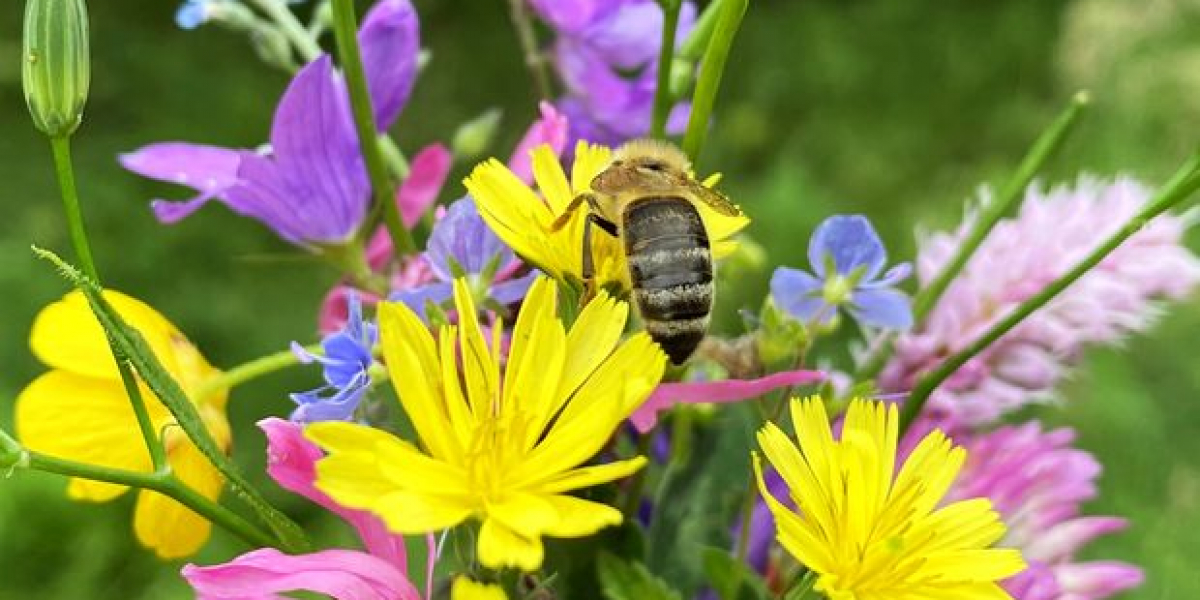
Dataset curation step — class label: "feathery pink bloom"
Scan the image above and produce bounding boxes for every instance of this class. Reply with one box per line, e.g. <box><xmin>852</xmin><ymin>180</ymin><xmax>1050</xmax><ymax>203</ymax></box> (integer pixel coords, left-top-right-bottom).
<box><xmin>946</xmin><ymin>422</ymin><xmax>1143</xmax><ymax>600</ymax></box>
<box><xmin>880</xmin><ymin>176</ymin><xmax>1200</xmax><ymax>426</ymax></box>
<box><xmin>183</xmin><ymin>419</ymin><xmax>435</xmax><ymax>600</ymax></box>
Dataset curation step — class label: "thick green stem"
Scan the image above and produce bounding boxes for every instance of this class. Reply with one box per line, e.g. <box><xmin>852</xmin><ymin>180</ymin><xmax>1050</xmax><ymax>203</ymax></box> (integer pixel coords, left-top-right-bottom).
<box><xmin>680</xmin><ymin>0</ymin><xmax>747</xmax><ymax>162</ymax></box>
<box><xmin>194</xmin><ymin>344</ymin><xmax>320</xmax><ymax>403</ymax></box>
<box><xmin>650</xmin><ymin>0</ymin><xmax>683</xmax><ymax>140</ymax></box>
<box><xmin>855</xmin><ymin>92</ymin><xmax>1091</xmax><ymax>383</ymax></box>
<box><xmin>507</xmin><ymin>0</ymin><xmax>552</xmax><ymax>100</ymax></box>
<box><xmin>899</xmin><ymin>155</ymin><xmax>1200</xmax><ymax>434</ymax></box>
<box><xmin>24</xmin><ymin>449</ymin><xmax>276</xmax><ymax>549</ymax></box>
<box><xmin>49</xmin><ymin>135</ymin><xmax>168</xmax><ymax>472</ymax></box>
<box><xmin>330</xmin><ymin>0</ymin><xmax>416</xmax><ymax>259</ymax></box>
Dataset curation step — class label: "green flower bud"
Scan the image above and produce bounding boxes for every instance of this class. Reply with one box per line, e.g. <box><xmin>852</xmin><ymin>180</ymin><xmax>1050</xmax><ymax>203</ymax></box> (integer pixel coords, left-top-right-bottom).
<box><xmin>452</xmin><ymin>108</ymin><xmax>503</xmax><ymax>160</ymax></box>
<box><xmin>22</xmin><ymin>0</ymin><xmax>91</xmax><ymax>137</ymax></box>
<box><xmin>755</xmin><ymin>297</ymin><xmax>808</xmax><ymax>369</ymax></box>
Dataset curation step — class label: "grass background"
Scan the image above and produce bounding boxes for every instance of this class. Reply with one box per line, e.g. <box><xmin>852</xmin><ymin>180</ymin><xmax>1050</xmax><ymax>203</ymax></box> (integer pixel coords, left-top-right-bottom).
<box><xmin>1</xmin><ymin>0</ymin><xmax>1199</xmax><ymax>597</ymax></box>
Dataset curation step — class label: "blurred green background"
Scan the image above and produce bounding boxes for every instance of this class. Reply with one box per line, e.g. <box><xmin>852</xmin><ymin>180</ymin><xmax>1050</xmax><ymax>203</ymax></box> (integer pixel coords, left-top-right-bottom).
<box><xmin>2</xmin><ymin>0</ymin><xmax>1199</xmax><ymax>597</ymax></box>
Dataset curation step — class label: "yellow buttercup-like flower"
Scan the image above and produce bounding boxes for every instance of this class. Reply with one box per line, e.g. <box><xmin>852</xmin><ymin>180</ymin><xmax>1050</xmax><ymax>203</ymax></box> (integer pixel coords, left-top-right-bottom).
<box><xmin>754</xmin><ymin>398</ymin><xmax>1026</xmax><ymax>600</ymax></box>
<box><xmin>451</xmin><ymin>577</ymin><xmax>508</xmax><ymax>600</ymax></box>
<box><xmin>465</xmin><ymin>141</ymin><xmax>750</xmax><ymax>291</ymax></box>
<box><xmin>307</xmin><ymin>276</ymin><xmax>667</xmax><ymax>571</ymax></box>
<box><xmin>15</xmin><ymin>290</ymin><xmax>230</xmax><ymax>559</ymax></box>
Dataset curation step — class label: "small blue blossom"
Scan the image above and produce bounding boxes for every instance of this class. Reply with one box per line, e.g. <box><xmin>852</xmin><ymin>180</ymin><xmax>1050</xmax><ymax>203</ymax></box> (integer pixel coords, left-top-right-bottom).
<box><xmin>175</xmin><ymin>0</ymin><xmax>215</xmax><ymax>29</ymax></box>
<box><xmin>771</xmin><ymin>214</ymin><xmax>913</xmax><ymax>330</ymax></box>
<box><xmin>290</xmin><ymin>293</ymin><xmax>377</xmax><ymax>422</ymax></box>
<box><xmin>391</xmin><ymin>198</ymin><xmax>536</xmax><ymax>318</ymax></box>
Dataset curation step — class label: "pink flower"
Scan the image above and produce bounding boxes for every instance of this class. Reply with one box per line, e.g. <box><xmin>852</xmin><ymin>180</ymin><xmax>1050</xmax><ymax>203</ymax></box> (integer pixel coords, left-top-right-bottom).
<box><xmin>881</xmin><ymin>176</ymin><xmax>1200</xmax><ymax>426</ymax></box>
<box><xmin>630</xmin><ymin>369</ymin><xmax>824</xmax><ymax>433</ymax></box>
<box><xmin>182</xmin><ymin>419</ymin><xmax>435</xmax><ymax>600</ymax></box>
<box><xmin>508</xmin><ymin>101</ymin><xmax>569</xmax><ymax>184</ymax></box>
<box><xmin>945</xmin><ymin>422</ymin><xmax>1143</xmax><ymax>600</ymax></box>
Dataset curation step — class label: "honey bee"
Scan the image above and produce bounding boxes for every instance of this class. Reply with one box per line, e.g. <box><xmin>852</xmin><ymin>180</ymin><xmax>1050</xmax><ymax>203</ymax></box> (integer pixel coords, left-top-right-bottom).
<box><xmin>551</xmin><ymin>139</ymin><xmax>743</xmax><ymax>364</ymax></box>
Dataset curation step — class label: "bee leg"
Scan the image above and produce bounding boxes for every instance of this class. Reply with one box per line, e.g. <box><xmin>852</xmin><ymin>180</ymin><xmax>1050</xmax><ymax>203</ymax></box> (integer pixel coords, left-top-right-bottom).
<box><xmin>581</xmin><ymin>212</ymin><xmax>620</xmax><ymax>298</ymax></box>
<box><xmin>550</xmin><ymin>192</ymin><xmax>599</xmax><ymax>232</ymax></box>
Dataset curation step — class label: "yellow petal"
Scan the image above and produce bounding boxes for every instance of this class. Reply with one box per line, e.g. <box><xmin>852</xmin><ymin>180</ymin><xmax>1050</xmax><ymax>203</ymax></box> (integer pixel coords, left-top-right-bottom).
<box><xmin>486</xmin><ymin>492</ymin><xmax>559</xmax><ymax>537</ymax></box>
<box><xmin>555</xmin><ymin>290</ymin><xmax>628</xmax><ymax>401</ymax></box>
<box><xmin>535</xmin><ymin>457</ymin><xmax>647</xmax><ymax>495</ymax></box>
<box><xmin>531</xmin><ymin>144</ymin><xmax>573</xmax><ymax>213</ymax></box>
<box><xmin>307</xmin><ymin>422</ymin><xmax>470</xmax><ymax>497</ymax></box>
<box><xmin>15</xmin><ymin>371</ymin><xmax>166</xmax><ymax>501</ymax></box>
<box><xmin>452</xmin><ymin>578</ymin><xmax>508</xmax><ymax>600</ymax></box>
<box><xmin>133</xmin><ymin>438</ymin><xmax>222</xmax><ymax>559</ymax></box>
<box><xmin>452</xmin><ymin>279</ymin><xmax>500</xmax><ymax>418</ymax></box>
<box><xmin>378</xmin><ymin>301</ymin><xmax>462</xmax><ymax>462</ymax></box>
<box><xmin>478</xmin><ymin>517</ymin><xmax>544</xmax><ymax>572</ymax></box>
<box><xmin>466</xmin><ymin>159</ymin><xmax>559</xmax><ymax>278</ymax></box>
<box><xmin>30</xmin><ymin>290</ymin><xmax>187</xmax><ymax>382</ymax></box>
<box><xmin>570</xmin><ymin>141</ymin><xmax>612</xmax><ymax>192</ymax></box>
<box><xmin>372</xmin><ymin>489</ymin><xmax>475</xmax><ymax>534</ymax></box>
<box><xmin>540</xmin><ymin>494</ymin><xmax>625</xmax><ymax>538</ymax></box>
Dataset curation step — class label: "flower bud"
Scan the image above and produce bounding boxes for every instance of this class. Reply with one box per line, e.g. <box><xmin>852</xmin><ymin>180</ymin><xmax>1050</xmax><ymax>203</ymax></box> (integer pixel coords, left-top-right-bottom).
<box><xmin>755</xmin><ymin>297</ymin><xmax>808</xmax><ymax>369</ymax></box>
<box><xmin>452</xmin><ymin>108</ymin><xmax>503</xmax><ymax>160</ymax></box>
<box><xmin>22</xmin><ymin>0</ymin><xmax>91</xmax><ymax>137</ymax></box>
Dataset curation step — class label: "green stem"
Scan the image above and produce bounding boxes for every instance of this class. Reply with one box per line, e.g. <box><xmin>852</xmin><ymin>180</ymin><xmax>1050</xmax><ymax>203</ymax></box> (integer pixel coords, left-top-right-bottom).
<box><xmin>49</xmin><ymin>135</ymin><xmax>168</xmax><ymax>472</ymax></box>
<box><xmin>330</xmin><ymin>0</ymin><xmax>416</xmax><ymax>259</ymax></box>
<box><xmin>24</xmin><ymin>449</ymin><xmax>276</xmax><ymax>549</ymax></box>
<box><xmin>0</xmin><ymin>428</ymin><xmax>26</xmax><ymax>470</ymax></box>
<box><xmin>735</xmin><ymin>468</ymin><xmax>755</xmax><ymax>563</ymax></box>
<box><xmin>855</xmin><ymin>92</ymin><xmax>1091</xmax><ymax>383</ymax></box>
<box><xmin>507</xmin><ymin>0</ymin><xmax>552</xmax><ymax>100</ymax></box>
<box><xmin>680</xmin><ymin>0</ymin><xmax>747</xmax><ymax>162</ymax></box>
<box><xmin>650</xmin><ymin>0</ymin><xmax>683</xmax><ymax>140</ymax></box>
<box><xmin>248</xmin><ymin>0</ymin><xmax>323</xmax><ymax>62</ymax></box>
<box><xmin>621</xmin><ymin>433</ymin><xmax>654</xmax><ymax>518</ymax></box>
<box><xmin>194</xmin><ymin>344</ymin><xmax>320</xmax><ymax>403</ymax></box>
<box><xmin>678</xmin><ymin>0</ymin><xmax>722</xmax><ymax>62</ymax></box>
<box><xmin>898</xmin><ymin>154</ymin><xmax>1200</xmax><ymax>434</ymax></box>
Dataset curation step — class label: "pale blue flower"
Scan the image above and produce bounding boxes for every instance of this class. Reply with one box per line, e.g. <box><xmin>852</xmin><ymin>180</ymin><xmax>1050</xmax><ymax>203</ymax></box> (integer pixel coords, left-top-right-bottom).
<box><xmin>290</xmin><ymin>293</ymin><xmax>377</xmax><ymax>422</ymax></box>
<box><xmin>771</xmin><ymin>214</ymin><xmax>913</xmax><ymax>330</ymax></box>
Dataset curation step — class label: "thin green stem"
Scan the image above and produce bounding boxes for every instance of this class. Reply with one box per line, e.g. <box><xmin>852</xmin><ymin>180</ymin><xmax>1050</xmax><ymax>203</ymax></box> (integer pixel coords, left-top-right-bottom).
<box><xmin>855</xmin><ymin>92</ymin><xmax>1091</xmax><ymax>383</ymax></box>
<box><xmin>735</xmin><ymin>468</ymin><xmax>755</xmax><ymax>563</ymax></box>
<box><xmin>621</xmin><ymin>433</ymin><xmax>654</xmax><ymax>518</ymax></box>
<box><xmin>194</xmin><ymin>344</ymin><xmax>320</xmax><ymax>403</ymax></box>
<box><xmin>49</xmin><ymin>135</ymin><xmax>168</xmax><ymax>472</ymax></box>
<box><xmin>678</xmin><ymin>0</ymin><xmax>722</xmax><ymax>62</ymax></box>
<box><xmin>330</xmin><ymin>0</ymin><xmax>416</xmax><ymax>259</ymax></box>
<box><xmin>650</xmin><ymin>0</ymin><xmax>683</xmax><ymax>140</ymax></box>
<box><xmin>24</xmin><ymin>449</ymin><xmax>276</xmax><ymax>549</ymax></box>
<box><xmin>248</xmin><ymin>0</ymin><xmax>322</xmax><ymax>62</ymax></box>
<box><xmin>507</xmin><ymin>0</ymin><xmax>552</xmax><ymax>100</ymax></box>
<box><xmin>680</xmin><ymin>0</ymin><xmax>747</xmax><ymax>162</ymax></box>
<box><xmin>899</xmin><ymin>155</ymin><xmax>1200</xmax><ymax>434</ymax></box>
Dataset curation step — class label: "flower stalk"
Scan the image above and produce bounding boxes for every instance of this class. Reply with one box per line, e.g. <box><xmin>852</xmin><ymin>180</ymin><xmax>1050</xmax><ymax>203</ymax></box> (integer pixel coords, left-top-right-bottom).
<box><xmin>855</xmin><ymin>92</ymin><xmax>1091</xmax><ymax>382</ymax></box>
<box><xmin>898</xmin><ymin>151</ymin><xmax>1200</xmax><ymax>433</ymax></box>
<box><xmin>681</xmin><ymin>0</ymin><xmax>747</xmax><ymax>162</ymax></box>
<box><xmin>650</xmin><ymin>0</ymin><xmax>683</xmax><ymax>139</ymax></box>
<box><xmin>330</xmin><ymin>0</ymin><xmax>416</xmax><ymax>259</ymax></box>
<box><xmin>507</xmin><ymin>0</ymin><xmax>552</xmax><ymax>100</ymax></box>
<box><xmin>194</xmin><ymin>344</ymin><xmax>321</xmax><ymax>403</ymax></box>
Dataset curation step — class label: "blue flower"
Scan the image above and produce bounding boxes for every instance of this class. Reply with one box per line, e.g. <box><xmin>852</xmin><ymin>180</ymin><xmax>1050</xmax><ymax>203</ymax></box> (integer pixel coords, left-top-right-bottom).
<box><xmin>771</xmin><ymin>214</ymin><xmax>913</xmax><ymax>330</ymax></box>
<box><xmin>175</xmin><ymin>0</ymin><xmax>216</xmax><ymax>29</ymax></box>
<box><xmin>290</xmin><ymin>293</ymin><xmax>377</xmax><ymax>422</ymax></box>
<box><xmin>391</xmin><ymin>198</ymin><xmax>536</xmax><ymax>318</ymax></box>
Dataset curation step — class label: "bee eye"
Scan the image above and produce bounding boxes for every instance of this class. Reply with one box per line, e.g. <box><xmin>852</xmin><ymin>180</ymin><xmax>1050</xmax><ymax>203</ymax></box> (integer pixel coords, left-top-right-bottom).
<box><xmin>641</xmin><ymin>161</ymin><xmax>665</xmax><ymax>172</ymax></box>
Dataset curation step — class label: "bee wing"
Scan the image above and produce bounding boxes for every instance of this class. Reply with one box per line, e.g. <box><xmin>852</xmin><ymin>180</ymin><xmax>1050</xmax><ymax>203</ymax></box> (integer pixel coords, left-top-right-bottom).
<box><xmin>689</xmin><ymin>182</ymin><xmax>743</xmax><ymax>216</ymax></box>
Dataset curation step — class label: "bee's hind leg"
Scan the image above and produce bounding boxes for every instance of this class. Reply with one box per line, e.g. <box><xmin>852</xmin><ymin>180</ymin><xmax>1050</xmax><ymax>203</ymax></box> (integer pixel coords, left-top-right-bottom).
<box><xmin>581</xmin><ymin>212</ymin><xmax>620</xmax><ymax>300</ymax></box>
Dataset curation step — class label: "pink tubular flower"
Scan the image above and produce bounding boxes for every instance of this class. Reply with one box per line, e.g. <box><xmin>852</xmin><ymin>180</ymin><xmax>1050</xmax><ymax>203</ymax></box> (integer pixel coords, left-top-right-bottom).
<box><xmin>631</xmin><ymin>369</ymin><xmax>824</xmax><ymax>432</ymax></box>
<box><xmin>945</xmin><ymin>422</ymin><xmax>1143</xmax><ymax>600</ymax></box>
<box><xmin>183</xmin><ymin>419</ymin><xmax>435</xmax><ymax>600</ymax></box>
<box><xmin>880</xmin><ymin>176</ymin><xmax>1200</xmax><ymax>426</ymax></box>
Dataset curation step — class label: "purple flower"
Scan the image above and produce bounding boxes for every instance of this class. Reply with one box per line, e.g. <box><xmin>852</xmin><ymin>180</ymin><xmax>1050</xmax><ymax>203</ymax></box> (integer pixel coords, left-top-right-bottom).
<box><xmin>290</xmin><ymin>293</ymin><xmax>377</xmax><ymax>423</ymax></box>
<box><xmin>771</xmin><ymin>215</ymin><xmax>913</xmax><ymax>330</ymax></box>
<box><xmin>122</xmin><ymin>0</ymin><xmax>420</xmax><ymax>248</ymax></box>
<box><xmin>183</xmin><ymin>419</ymin><xmax>434</xmax><ymax>600</ymax></box>
<box><xmin>880</xmin><ymin>177</ymin><xmax>1200</xmax><ymax>426</ymax></box>
<box><xmin>945</xmin><ymin>422</ymin><xmax>1143</xmax><ymax>600</ymax></box>
<box><xmin>391</xmin><ymin>198</ymin><xmax>536</xmax><ymax>318</ymax></box>
<box><xmin>530</xmin><ymin>0</ymin><xmax>695</xmax><ymax>147</ymax></box>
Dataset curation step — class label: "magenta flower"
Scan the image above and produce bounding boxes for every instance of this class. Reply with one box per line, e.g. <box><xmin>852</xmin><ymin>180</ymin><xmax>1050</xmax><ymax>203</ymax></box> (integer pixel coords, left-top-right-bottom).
<box><xmin>880</xmin><ymin>177</ymin><xmax>1200</xmax><ymax>426</ymax></box>
<box><xmin>122</xmin><ymin>0</ymin><xmax>420</xmax><ymax>247</ymax></box>
<box><xmin>630</xmin><ymin>369</ymin><xmax>824</xmax><ymax>433</ymax></box>
<box><xmin>945</xmin><ymin>422</ymin><xmax>1143</xmax><ymax>600</ymax></box>
<box><xmin>183</xmin><ymin>418</ymin><xmax>434</xmax><ymax>600</ymax></box>
<box><xmin>771</xmin><ymin>214</ymin><xmax>913</xmax><ymax>330</ymax></box>
<box><xmin>529</xmin><ymin>0</ymin><xmax>696</xmax><ymax>147</ymax></box>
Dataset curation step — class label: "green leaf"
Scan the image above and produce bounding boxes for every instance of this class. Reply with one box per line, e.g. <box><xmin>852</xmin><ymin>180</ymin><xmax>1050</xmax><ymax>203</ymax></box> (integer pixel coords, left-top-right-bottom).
<box><xmin>34</xmin><ymin>247</ymin><xmax>308</xmax><ymax>552</ymax></box>
<box><xmin>646</xmin><ymin>405</ymin><xmax>756</xmax><ymax>597</ymax></box>
<box><xmin>702</xmin><ymin>546</ymin><xmax>771</xmax><ymax>600</ymax></box>
<box><xmin>597</xmin><ymin>552</ymin><xmax>683</xmax><ymax>600</ymax></box>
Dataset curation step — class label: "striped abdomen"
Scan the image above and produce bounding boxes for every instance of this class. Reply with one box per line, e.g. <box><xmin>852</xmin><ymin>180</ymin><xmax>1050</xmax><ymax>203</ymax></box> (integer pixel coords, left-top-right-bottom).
<box><xmin>623</xmin><ymin>196</ymin><xmax>713</xmax><ymax>365</ymax></box>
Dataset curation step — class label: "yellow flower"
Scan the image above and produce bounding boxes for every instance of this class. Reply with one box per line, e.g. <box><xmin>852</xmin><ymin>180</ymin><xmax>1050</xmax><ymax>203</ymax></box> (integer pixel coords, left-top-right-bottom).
<box><xmin>15</xmin><ymin>290</ymin><xmax>230</xmax><ymax>559</ymax></box>
<box><xmin>754</xmin><ymin>398</ymin><xmax>1026</xmax><ymax>599</ymax></box>
<box><xmin>465</xmin><ymin>141</ymin><xmax>750</xmax><ymax>291</ymax></box>
<box><xmin>451</xmin><ymin>577</ymin><xmax>508</xmax><ymax>600</ymax></box>
<box><xmin>306</xmin><ymin>276</ymin><xmax>666</xmax><ymax>571</ymax></box>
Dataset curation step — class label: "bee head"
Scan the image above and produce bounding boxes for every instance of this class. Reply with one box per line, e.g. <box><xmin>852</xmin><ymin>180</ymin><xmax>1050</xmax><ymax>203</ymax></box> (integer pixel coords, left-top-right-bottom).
<box><xmin>592</xmin><ymin>139</ymin><xmax>692</xmax><ymax>195</ymax></box>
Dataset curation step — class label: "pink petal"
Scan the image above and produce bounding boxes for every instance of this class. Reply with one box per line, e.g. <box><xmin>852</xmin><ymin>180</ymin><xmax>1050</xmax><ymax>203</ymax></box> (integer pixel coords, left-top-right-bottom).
<box><xmin>318</xmin><ymin>286</ymin><xmax>384</xmax><ymax>336</ymax></box>
<box><xmin>507</xmin><ymin>101</ymin><xmax>569</xmax><ymax>184</ymax></box>
<box><xmin>630</xmin><ymin>369</ymin><xmax>825</xmax><ymax>433</ymax></box>
<box><xmin>397</xmin><ymin>143</ymin><xmax>452</xmax><ymax>227</ymax></box>
<box><xmin>183</xmin><ymin>548</ymin><xmax>419</xmax><ymax>600</ymax></box>
<box><xmin>257</xmin><ymin>419</ymin><xmax>408</xmax><ymax>570</ymax></box>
